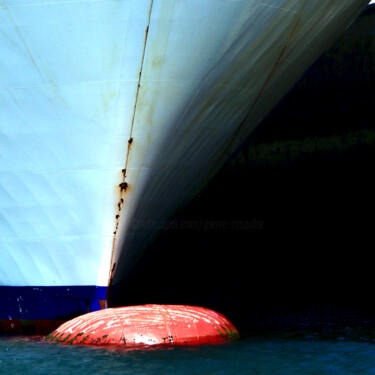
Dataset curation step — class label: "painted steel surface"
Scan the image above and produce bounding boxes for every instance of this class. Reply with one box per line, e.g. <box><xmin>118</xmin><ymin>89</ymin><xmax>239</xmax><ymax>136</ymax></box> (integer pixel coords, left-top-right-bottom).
<box><xmin>0</xmin><ymin>285</ymin><xmax>106</xmax><ymax>318</ymax></box>
<box><xmin>45</xmin><ymin>305</ymin><xmax>239</xmax><ymax>345</ymax></box>
<box><xmin>0</xmin><ymin>0</ymin><xmax>370</xmax><ymax>325</ymax></box>
<box><xmin>0</xmin><ymin>0</ymin><xmax>151</xmax><ymax>288</ymax></box>
<box><xmin>0</xmin><ymin>286</ymin><xmax>106</xmax><ymax>333</ymax></box>
<box><xmin>111</xmin><ymin>0</ymin><xmax>370</xmax><ymax>286</ymax></box>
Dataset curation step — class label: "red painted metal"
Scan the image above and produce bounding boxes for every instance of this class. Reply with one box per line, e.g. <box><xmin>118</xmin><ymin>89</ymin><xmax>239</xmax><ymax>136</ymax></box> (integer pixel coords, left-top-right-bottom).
<box><xmin>45</xmin><ymin>305</ymin><xmax>239</xmax><ymax>346</ymax></box>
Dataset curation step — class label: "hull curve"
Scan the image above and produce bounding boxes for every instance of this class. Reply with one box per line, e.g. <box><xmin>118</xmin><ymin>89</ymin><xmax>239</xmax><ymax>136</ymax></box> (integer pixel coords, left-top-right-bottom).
<box><xmin>0</xmin><ymin>0</ymin><xmax>370</xmax><ymax>332</ymax></box>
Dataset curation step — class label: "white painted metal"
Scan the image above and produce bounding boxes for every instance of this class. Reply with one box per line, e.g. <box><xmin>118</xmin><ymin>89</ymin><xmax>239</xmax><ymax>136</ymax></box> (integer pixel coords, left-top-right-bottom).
<box><xmin>0</xmin><ymin>0</ymin><xmax>152</xmax><ymax>286</ymax></box>
<box><xmin>0</xmin><ymin>0</ymin><xmax>370</xmax><ymax>288</ymax></box>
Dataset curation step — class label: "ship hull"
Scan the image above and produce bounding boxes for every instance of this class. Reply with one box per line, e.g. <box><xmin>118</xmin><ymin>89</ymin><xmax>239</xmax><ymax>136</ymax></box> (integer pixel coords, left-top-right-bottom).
<box><xmin>111</xmin><ymin>0</ymin><xmax>370</xmax><ymax>287</ymax></box>
<box><xmin>0</xmin><ymin>286</ymin><xmax>106</xmax><ymax>334</ymax></box>
<box><xmin>0</xmin><ymin>0</ymin><xmax>370</xmax><ymax>332</ymax></box>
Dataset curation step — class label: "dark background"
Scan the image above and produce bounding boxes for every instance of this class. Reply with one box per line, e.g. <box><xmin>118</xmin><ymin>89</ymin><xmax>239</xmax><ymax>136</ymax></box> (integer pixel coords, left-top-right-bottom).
<box><xmin>110</xmin><ymin>5</ymin><xmax>375</xmax><ymax>336</ymax></box>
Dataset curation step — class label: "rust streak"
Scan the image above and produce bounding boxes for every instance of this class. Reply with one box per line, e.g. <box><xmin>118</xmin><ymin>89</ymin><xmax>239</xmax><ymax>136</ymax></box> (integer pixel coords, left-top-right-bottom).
<box><xmin>217</xmin><ymin>0</ymin><xmax>308</xmax><ymax>163</ymax></box>
<box><xmin>124</xmin><ymin>5</ymin><xmax>153</xmax><ymax>173</ymax></box>
<box><xmin>107</xmin><ymin>0</ymin><xmax>155</xmax><ymax>291</ymax></box>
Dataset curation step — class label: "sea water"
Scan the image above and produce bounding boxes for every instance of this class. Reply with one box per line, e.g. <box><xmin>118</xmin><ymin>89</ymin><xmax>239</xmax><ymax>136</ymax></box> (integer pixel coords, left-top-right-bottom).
<box><xmin>2</xmin><ymin>333</ymin><xmax>375</xmax><ymax>375</ymax></box>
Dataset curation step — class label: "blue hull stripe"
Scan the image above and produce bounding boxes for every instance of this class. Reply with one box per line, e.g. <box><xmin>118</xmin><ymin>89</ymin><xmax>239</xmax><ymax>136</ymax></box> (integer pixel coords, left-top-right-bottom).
<box><xmin>0</xmin><ymin>286</ymin><xmax>107</xmax><ymax>320</ymax></box>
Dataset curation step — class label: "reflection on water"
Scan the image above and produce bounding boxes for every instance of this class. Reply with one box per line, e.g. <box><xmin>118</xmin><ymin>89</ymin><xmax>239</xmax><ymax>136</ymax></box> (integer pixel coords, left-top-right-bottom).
<box><xmin>2</xmin><ymin>330</ymin><xmax>375</xmax><ymax>375</ymax></box>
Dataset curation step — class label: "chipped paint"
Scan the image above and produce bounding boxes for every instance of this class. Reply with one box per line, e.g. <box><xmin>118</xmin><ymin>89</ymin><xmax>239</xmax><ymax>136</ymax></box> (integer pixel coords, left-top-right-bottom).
<box><xmin>45</xmin><ymin>305</ymin><xmax>239</xmax><ymax>346</ymax></box>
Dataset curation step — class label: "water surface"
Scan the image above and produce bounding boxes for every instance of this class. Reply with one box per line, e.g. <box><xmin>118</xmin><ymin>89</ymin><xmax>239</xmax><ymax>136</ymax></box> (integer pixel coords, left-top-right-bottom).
<box><xmin>2</xmin><ymin>333</ymin><xmax>375</xmax><ymax>375</ymax></box>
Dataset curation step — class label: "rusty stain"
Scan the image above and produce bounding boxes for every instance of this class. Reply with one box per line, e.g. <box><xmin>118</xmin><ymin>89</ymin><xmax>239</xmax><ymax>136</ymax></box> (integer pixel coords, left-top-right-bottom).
<box><xmin>108</xmin><ymin>1</ymin><xmax>154</xmax><ymax>289</ymax></box>
<box><xmin>122</xmin><ymin>4</ymin><xmax>153</xmax><ymax>173</ymax></box>
<box><xmin>249</xmin><ymin>3</ymin><xmax>306</xmax><ymax>112</ymax></box>
<box><xmin>119</xmin><ymin>182</ymin><xmax>128</xmax><ymax>191</ymax></box>
<box><xmin>125</xmin><ymin>23</ymin><xmax>152</xmax><ymax>171</ymax></box>
<box><xmin>106</xmin><ymin>4</ymin><xmax>176</xmax><ymax>289</ymax></box>
<box><xmin>211</xmin><ymin>0</ymin><xmax>308</xmax><ymax>171</ymax></box>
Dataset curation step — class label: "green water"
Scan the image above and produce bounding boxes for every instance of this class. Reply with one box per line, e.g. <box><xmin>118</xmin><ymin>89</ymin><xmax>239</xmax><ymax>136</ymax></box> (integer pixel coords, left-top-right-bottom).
<box><xmin>1</xmin><ymin>333</ymin><xmax>375</xmax><ymax>375</ymax></box>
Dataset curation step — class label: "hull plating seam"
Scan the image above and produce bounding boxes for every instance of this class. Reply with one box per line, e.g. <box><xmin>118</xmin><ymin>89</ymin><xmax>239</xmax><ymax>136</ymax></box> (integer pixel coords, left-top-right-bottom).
<box><xmin>109</xmin><ymin>0</ymin><xmax>155</xmax><ymax>288</ymax></box>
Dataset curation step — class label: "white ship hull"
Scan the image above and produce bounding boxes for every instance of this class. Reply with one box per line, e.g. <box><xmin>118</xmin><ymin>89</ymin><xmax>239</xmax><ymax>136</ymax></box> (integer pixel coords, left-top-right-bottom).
<box><xmin>0</xmin><ymin>0</ymin><xmax>370</xmax><ymax>332</ymax></box>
